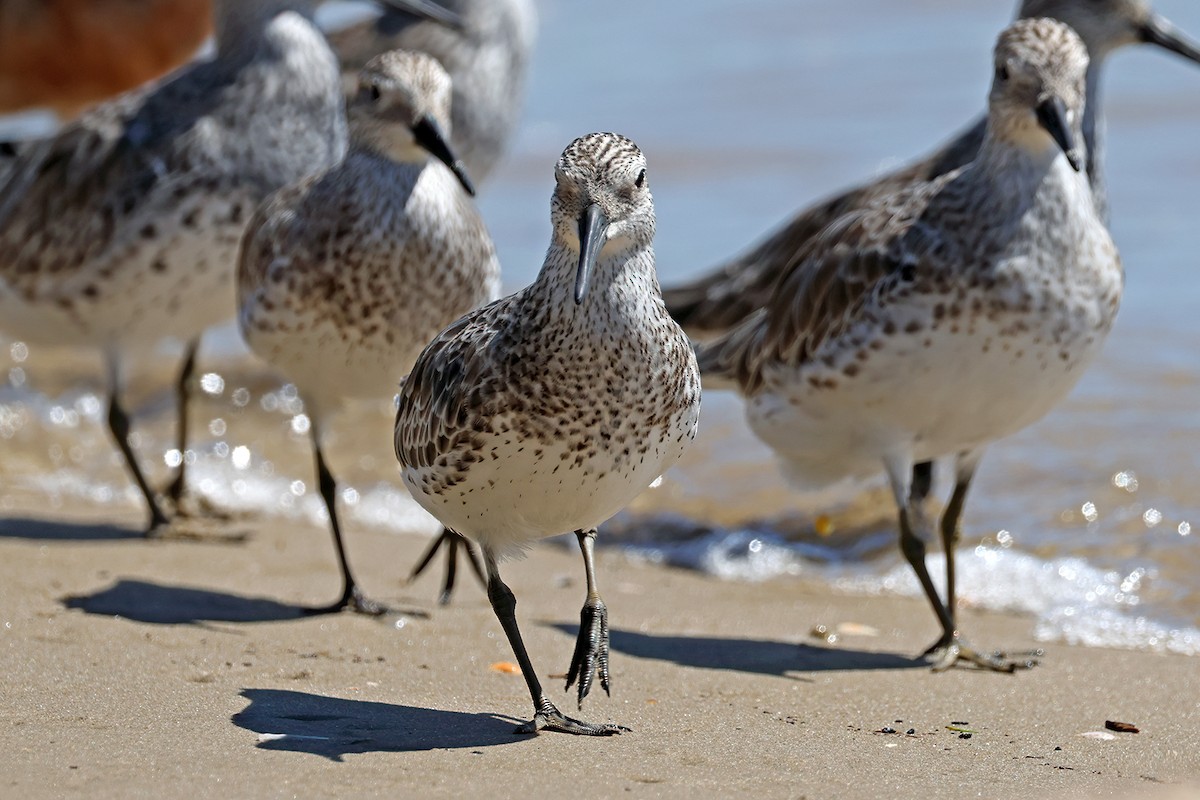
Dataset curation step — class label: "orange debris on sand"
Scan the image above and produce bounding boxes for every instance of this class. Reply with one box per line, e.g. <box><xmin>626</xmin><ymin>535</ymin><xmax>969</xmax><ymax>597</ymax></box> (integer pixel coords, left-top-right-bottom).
<box><xmin>0</xmin><ymin>0</ymin><xmax>212</xmax><ymax>117</ymax></box>
<box><xmin>489</xmin><ymin>662</ymin><xmax>521</xmax><ymax>675</ymax></box>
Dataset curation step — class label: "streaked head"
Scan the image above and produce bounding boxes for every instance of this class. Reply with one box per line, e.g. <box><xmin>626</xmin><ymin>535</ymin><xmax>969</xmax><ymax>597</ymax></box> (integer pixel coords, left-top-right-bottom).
<box><xmin>350</xmin><ymin>50</ymin><xmax>474</xmax><ymax>194</ymax></box>
<box><xmin>989</xmin><ymin>18</ymin><xmax>1089</xmax><ymax>171</ymax></box>
<box><xmin>550</xmin><ymin>133</ymin><xmax>655</xmax><ymax>305</ymax></box>
<box><xmin>1018</xmin><ymin>0</ymin><xmax>1200</xmax><ymax>64</ymax></box>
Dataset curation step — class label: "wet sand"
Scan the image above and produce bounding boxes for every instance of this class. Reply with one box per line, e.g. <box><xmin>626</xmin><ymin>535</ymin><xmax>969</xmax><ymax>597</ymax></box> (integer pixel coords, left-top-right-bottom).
<box><xmin>2</xmin><ymin>494</ymin><xmax>1196</xmax><ymax>799</ymax></box>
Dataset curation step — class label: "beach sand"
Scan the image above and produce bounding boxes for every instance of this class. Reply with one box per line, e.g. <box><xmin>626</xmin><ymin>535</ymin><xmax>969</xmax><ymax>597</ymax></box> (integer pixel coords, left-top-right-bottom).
<box><xmin>1</xmin><ymin>493</ymin><xmax>1197</xmax><ymax>800</ymax></box>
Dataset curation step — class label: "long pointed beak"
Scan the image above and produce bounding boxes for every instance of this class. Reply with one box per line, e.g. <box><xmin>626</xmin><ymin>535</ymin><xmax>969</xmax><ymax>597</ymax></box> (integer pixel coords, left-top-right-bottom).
<box><xmin>411</xmin><ymin>115</ymin><xmax>475</xmax><ymax>196</ymax></box>
<box><xmin>1035</xmin><ymin>96</ymin><xmax>1083</xmax><ymax>173</ymax></box>
<box><xmin>1139</xmin><ymin>14</ymin><xmax>1200</xmax><ymax>65</ymax></box>
<box><xmin>575</xmin><ymin>204</ymin><xmax>608</xmax><ymax>305</ymax></box>
<box><xmin>374</xmin><ymin>0</ymin><xmax>464</xmax><ymax>32</ymax></box>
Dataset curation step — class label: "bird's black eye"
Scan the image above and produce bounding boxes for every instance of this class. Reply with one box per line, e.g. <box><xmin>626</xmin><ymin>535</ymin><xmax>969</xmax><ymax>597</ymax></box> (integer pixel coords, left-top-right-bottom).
<box><xmin>368</xmin><ymin>84</ymin><xmax>382</xmax><ymax>102</ymax></box>
<box><xmin>634</xmin><ymin>168</ymin><xmax>646</xmax><ymax>188</ymax></box>
<box><xmin>996</xmin><ymin>64</ymin><xmax>1010</xmax><ymax>82</ymax></box>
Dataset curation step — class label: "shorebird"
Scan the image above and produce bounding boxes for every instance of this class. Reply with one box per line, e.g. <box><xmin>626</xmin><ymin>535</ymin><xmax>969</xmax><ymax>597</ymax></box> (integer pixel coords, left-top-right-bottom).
<box><xmin>394</xmin><ymin>132</ymin><xmax>701</xmax><ymax>733</ymax></box>
<box><xmin>696</xmin><ymin>18</ymin><xmax>1122</xmax><ymax>671</ymax></box>
<box><xmin>0</xmin><ymin>0</ymin><xmax>455</xmax><ymax>534</ymax></box>
<box><xmin>0</xmin><ymin>0</ymin><xmax>212</xmax><ymax>118</ymax></box>
<box><xmin>238</xmin><ymin>50</ymin><xmax>500</xmax><ymax>615</ymax></box>
<box><xmin>663</xmin><ymin>0</ymin><xmax>1199</xmax><ymax>339</ymax></box>
<box><xmin>328</xmin><ymin>0</ymin><xmax>537</xmax><ymax>185</ymax></box>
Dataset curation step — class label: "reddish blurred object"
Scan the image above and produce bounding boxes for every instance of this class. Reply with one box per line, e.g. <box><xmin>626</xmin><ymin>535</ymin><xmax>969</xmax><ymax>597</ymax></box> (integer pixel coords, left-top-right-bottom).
<box><xmin>0</xmin><ymin>0</ymin><xmax>212</xmax><ymax>117</ymax></box>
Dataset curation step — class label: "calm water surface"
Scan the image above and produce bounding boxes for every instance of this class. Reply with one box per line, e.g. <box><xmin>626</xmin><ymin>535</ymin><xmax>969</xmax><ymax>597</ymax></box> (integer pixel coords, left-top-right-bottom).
<box><xmin>2</xmin><ymin>1</ymin><xmax>1198</xmax><ymax>653</ymax></box>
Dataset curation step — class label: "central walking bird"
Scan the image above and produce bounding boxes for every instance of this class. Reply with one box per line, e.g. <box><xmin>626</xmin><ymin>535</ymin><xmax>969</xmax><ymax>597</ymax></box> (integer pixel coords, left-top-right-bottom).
<box><xmin>394</xmin><ymin>132</ymin><xmax>701</xmax><ymax>734</ymax></box>
<box><xmin>238</xmin><ymin>50</ymin><xmax>499</xmax><ymax>615</ymax></box>
<box><xmin>696</xmin><ymin>18</ymin><xmax>1122</xmax><ymax>671</ymax></box>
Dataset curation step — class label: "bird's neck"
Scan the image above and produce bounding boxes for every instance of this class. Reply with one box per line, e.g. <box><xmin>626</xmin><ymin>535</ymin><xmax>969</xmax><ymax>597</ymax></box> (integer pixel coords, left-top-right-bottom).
<box><xmin>531</xmin><ymin>238</ymin><xmax>663</xmax><ymax>329</ymax></box>
<box><xmin>1082</xmin><ymin>60</ymin><xmax>1108</xmax><ymax>220</ymax></box>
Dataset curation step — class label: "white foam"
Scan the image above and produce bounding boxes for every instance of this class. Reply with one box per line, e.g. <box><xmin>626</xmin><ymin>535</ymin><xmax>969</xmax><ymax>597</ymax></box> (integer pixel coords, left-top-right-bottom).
<box><xmin>11</xmin><ymin>439</ymin><xmax>1199</xmax><ymax>656</ymax></box>
<box><xmin>617</xmin><ymin>523</ymin><xmax>1200</xmax><ymax>657</ymax></box>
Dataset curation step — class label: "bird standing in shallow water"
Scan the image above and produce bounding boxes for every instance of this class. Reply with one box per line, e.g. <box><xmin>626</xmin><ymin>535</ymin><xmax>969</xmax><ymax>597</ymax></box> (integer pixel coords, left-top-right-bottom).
<box><xmin>239</xmin><ymin>50</ymin><xmax>499</xmax><ymax>615</ymax></box>
<box><xmin>697</xmin><ymin>19</ymin><xmax>1122</xmax><ymax>671</ymax></box>
<box><xmin>394</xmin><ymin>132</ymin><xmax>701</xmax><ymax>734</ymax></box>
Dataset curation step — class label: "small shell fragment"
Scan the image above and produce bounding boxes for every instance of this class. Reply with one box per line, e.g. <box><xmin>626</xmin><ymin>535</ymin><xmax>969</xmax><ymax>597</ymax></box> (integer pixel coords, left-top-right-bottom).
<box><xmin>836</xmin><ymin>622</ymin><xmax>880</xmax><ymax>637</ymax></box>
<box><xmin>1105</xmin><ymin>720</ymin><xmax>1139</xmax><ymax>734</ymax></box>
<box><xmin>1080</xmin><ymin>731</ymin><xmax>1117</xmax><ymax>740</ymax></box>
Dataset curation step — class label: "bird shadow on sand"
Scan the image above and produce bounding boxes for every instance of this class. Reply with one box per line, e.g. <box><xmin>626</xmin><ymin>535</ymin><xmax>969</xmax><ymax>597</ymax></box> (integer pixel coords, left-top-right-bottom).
<box><xmin>62</xmin><ymin>579</ymin><xmax>310</xmax><ymax>624</ymax></box>
<box><xmin>232</xmin><ymin>689</ymin><xmax>523</xmax><ymax>760</ymax></box>
<box><xmin>548</xmin><ymin>624</ymin><xmax>923</xmax><ymax>677</ymax></box>
<box><xmin>0</xmin><ymin>515</ymin><xmax>142</xmax><ymax>541</ymax></box>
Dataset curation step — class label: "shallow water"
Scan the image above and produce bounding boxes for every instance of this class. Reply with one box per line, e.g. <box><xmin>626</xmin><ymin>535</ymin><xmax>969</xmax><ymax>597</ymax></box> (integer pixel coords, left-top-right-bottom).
<box><xmin>3</xmin><ymin>1</ymin><xmax>1200</xmax><ymax>654</ymax></box>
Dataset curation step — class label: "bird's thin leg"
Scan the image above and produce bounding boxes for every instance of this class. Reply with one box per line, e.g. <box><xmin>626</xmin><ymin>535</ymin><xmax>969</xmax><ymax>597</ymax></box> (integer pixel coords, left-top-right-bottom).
<box><xmin>885</xmin><ymin>454</ymin><xmax>955</xmax><ymax>638</ymax></box>
<box><xmin>162</xmin><ymin>338</ymin><xmax>197</xmax><ymax>512</ymax></box>
<box><xmin>303</xmin><ymin>425</ymin><xmax>386</xmax><ymax>616</ymax></box>
<box><xmin>407</xmin><ymin>527</ymin><xmax>487</xmax><ymax>605</ymax></box>
<box><xmin>104</xmin><ymin>353</ymin><xmax>169</xmax><ymax>535</ymax></box>
<box><xmin>481</xmin><ymin>548</ymin><xmax>627</xmax><ymax>737</ymax></box>
<box><xmin>910</xmin><ymin>460</ymin><xmax>935</xmax><ymax>503</ymax></box>
<box><xmin>925</xmin><ymin>450</ymin><xmax>1037</xmax><ymax>672</ymax></box>
<box><xmin>565</xmin><ymin>528</ymin><xmax>610</xmax><ymax>709</ymax></box>
<box><xmin>940</xmin><ymin>456</ymin><xmax>977</xmax><ymax>631</ymax></box>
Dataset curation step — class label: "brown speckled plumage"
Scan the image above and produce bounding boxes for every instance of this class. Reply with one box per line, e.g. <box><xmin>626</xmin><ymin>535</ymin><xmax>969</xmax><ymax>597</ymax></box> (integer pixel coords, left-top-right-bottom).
<box><xmin>237</xmin><ymin>50</ymin><xmax>500</xmax><ymax>614</ymax></box>
<box><xmin>699</xmin><ymin>20</ymin><xmax>1123</xmax><ymax>672</ymax></box>
<box><xmin>393</xmin><ymin>132</ymin><xmax>700</xmax><ymax>735</ymax></box>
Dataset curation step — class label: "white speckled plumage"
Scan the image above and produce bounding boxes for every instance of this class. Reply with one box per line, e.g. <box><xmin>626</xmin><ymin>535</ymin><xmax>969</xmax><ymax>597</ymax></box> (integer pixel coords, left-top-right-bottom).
<box><xmin>394</xmin><ymin>132</ymin><xmax>700</xmax><ymax>735</ymax></box>
<box><xmin>697</xmin><ymin>19</ymin><xmax>1123</xmax><ymax>671</ymax></box>
<box><xmin>238</xmin><ymin>50</ymin><xmax>500</xmax><ymax>614</ymax></box>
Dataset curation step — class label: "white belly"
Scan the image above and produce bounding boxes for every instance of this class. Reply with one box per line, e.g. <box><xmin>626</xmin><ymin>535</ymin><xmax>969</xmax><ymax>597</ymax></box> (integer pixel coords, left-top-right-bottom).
<box><xmin>747</xmin><ymin>293</ymin><xmax>1116</xmax><ymax>487</ymax></box>
<box><xmin>402</xmin><ymin>411</ymin><xmax>698</xmax><ymax>555</ymax></box>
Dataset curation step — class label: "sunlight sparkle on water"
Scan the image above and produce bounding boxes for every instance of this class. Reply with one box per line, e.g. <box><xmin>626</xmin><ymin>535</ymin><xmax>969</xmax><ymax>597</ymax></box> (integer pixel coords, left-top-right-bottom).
<box><xmin>9</xmin><ymin>342</ymin><xmax>28</xmax><ymax>362</ymax></box>
<box><xmin>199</xmin><ymin>373</ymin><xmax>225</xmax><ymax>395</ymax></box>
<box><xmin>1143</xmin><ymin>508</ymin><xmax>1162</xmax><ymax>528</ymax></box>
<box><xmin>1112</xmin><ymin>470</ymin><xmax>1139</xmax><ymax>492</ymax></box>
<box><xmin>231</xmin><ymin>446</ymin><xmax>251</xmax><ymax>470</ymax></box>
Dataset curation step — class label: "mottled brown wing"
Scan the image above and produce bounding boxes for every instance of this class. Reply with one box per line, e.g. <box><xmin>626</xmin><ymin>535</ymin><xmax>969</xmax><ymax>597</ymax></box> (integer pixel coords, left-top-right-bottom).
<box><xmin>663</xmin><ymin>117</ymin><xmax>988</xmax><ymax>340</ymax></box>
<box><xmin>696</xmin><ymin>177</ymin><xmax>949</xmax><ymax>395</ymax></box>
<box><xmin>394</xmin><ymin>300</ymin><xmax>506</xmax><ymax>471</ymax></box>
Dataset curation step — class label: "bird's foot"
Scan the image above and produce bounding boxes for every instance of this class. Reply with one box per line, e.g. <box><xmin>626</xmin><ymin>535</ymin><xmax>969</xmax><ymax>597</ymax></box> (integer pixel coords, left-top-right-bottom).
<box><xmin>166</xmin><ymin>484</ymin><xmax>250</xmax><ymax>524</ymax></box>
<box><xmin>565</xmin><ymin>598</ymin><xmax>610</xmax><ymax>708</ymax></box>
<box><xmin>142</xmin><ymin>512</ymin><xmax>249</xmax><ymax>544</ymax></box>
<box><xmin>303</xmin><ymin>586</ymin><xmax>389</xmax><ymax>617</ymax></box>
<box><xmin>923</xmin><ymin>633</ymin><xmax>1041</xmax><ymax>673</ymax></box>
<box><xmin>515</xmin><ymin>697</ymin><xmax>628</xmax><ymax>736</ymax></box>
<box><xmin>407</xmin><ymin>528</ymin><xmax>486</xmax><ymax>605</ymax></box>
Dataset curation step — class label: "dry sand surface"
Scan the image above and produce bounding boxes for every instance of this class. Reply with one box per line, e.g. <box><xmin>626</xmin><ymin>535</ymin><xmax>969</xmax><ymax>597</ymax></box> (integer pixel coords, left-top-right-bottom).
<box><xmin>1</xmin><ymin>494</ymin><xmax>1197</xmax><ymax>799</ymax></box>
